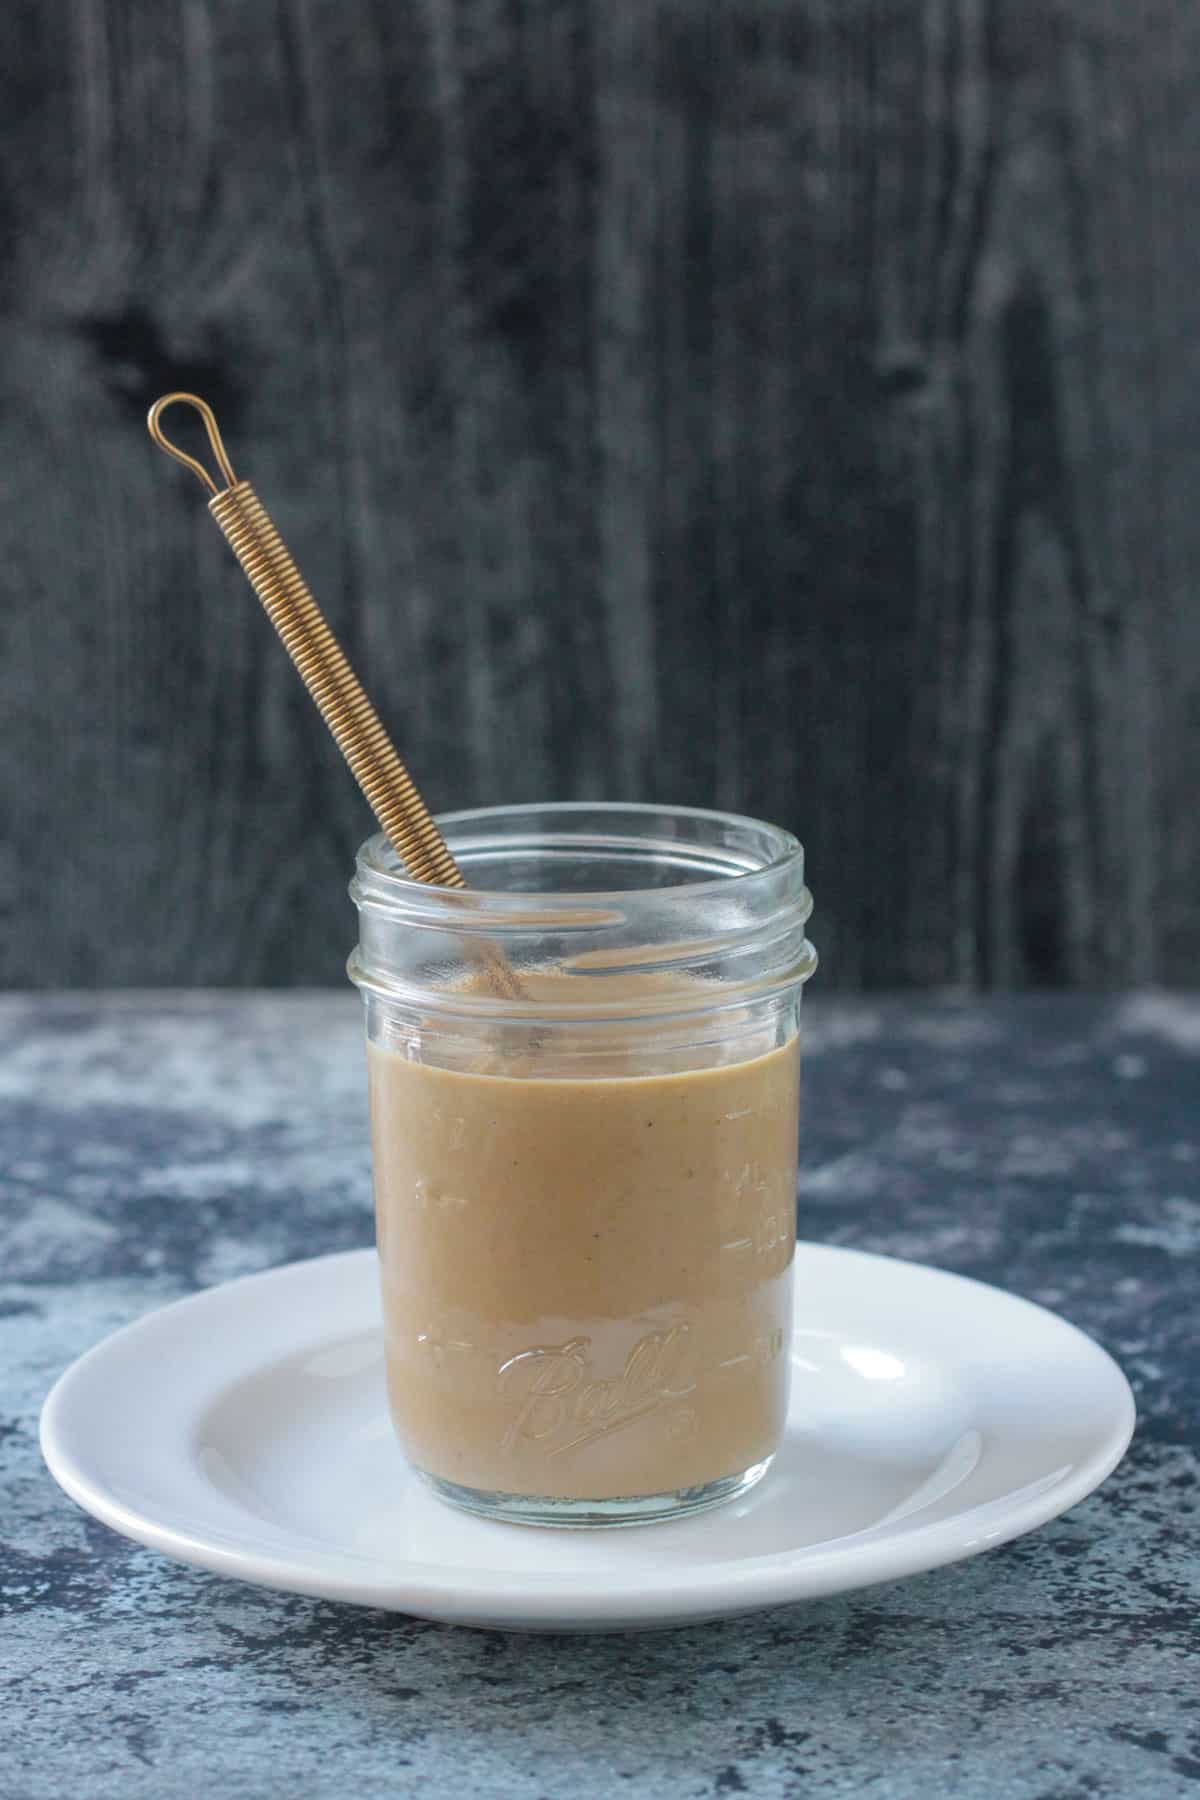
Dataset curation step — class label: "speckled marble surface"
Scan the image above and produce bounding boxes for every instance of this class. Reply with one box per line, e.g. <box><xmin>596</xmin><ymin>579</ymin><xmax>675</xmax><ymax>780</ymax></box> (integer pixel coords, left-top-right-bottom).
<box><xmin>3</xmin><ymin>992</ymin><xmax>1198</xmax><ymax>1798</ymax></box>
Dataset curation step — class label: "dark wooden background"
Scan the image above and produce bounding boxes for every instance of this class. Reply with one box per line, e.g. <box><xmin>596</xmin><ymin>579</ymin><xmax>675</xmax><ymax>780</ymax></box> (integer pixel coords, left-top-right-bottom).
<box><xmin>2</xmin><ymin>1</ymin><xmax>1197</xmax><ymax>990</ymax></box>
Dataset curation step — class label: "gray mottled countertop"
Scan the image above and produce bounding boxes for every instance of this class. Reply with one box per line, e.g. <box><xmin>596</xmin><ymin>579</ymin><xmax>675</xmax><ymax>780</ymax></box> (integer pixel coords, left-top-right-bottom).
<box><xmin>2</xmin><ymin>992</ymin><xmax>1198</xmax><ymax>1799</ymax></box>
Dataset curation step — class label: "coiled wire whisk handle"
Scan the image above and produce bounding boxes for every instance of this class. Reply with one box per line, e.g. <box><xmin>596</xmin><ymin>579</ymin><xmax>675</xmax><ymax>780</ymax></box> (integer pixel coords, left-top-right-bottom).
<box><xmin>209</xmin><ymin>479</ymin><xmax>464</xmax><ymax>889</ymax></box>
<box><xmin>147</xmin><ymin>393</ymin><xmax>523</xmax><ymax>1000</ymax></box>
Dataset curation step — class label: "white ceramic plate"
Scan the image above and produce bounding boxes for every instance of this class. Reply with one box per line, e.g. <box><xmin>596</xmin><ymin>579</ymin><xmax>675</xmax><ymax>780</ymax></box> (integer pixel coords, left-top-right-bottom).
<box><xmin>40</xmin><ymin>1246</ymin><xmax>1134</xmax><ymax>1632</ymax></box>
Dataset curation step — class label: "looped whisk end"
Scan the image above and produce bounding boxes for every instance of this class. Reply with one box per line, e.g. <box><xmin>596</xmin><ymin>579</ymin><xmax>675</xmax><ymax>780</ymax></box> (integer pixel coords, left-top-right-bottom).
<box><xmin>146</xmin><ymin>393</ymin><xmax>238</xmax><ymax>496</ymax></box>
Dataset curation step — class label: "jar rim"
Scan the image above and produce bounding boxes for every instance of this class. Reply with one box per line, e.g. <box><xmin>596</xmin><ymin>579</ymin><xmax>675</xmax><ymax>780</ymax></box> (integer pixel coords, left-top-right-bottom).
<box><xmin>351</xmin><ymin>801</ymin><xmax>805</xmax><ymax>921</ymax></box>
<box><xmin>349</xmin><ymin>802</ymin><xmax>815</xmax><ymax>1015</ymax></box>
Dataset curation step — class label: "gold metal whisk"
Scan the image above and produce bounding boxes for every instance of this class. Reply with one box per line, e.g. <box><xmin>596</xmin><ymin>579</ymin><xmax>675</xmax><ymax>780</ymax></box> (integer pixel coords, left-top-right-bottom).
<box><xmin>147</xmin><ymin>393</ymin><xmax>522</xmax><ymax>998</ymax></box>
<box><xmin>147</xmin><ymin>393</ymin><xmax>463</xmax><ymax>889</ymax></box>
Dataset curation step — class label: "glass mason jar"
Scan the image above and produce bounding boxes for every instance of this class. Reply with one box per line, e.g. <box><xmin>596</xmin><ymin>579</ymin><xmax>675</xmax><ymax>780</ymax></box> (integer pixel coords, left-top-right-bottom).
<box><xmin>348</xmin><ymin>803</ymin><xmax>816</xmax><ymax>1527</ymax></box>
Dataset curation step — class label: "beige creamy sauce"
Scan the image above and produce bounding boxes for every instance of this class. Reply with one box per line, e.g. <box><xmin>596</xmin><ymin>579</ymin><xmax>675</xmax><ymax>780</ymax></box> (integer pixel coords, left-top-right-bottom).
<box><xmin>368</xmin><ymin>983</ymin><xmax>800</xmax><ymax>1500</ymax></box>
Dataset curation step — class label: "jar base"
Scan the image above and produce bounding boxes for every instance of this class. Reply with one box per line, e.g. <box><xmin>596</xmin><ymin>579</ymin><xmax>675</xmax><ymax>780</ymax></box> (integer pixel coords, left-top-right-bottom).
<box><xmin>416</xmin><ymin>1456</ymin><xmax>773</xmax><ymax>1529</ymax></box>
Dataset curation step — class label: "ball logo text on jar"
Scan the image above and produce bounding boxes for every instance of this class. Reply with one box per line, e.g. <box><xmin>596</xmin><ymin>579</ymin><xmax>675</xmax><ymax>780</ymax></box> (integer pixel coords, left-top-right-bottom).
<box><xmin>499</xmin><ymin>1325</ymin><xmax>698</xmax><ymax>1460</ymax></box>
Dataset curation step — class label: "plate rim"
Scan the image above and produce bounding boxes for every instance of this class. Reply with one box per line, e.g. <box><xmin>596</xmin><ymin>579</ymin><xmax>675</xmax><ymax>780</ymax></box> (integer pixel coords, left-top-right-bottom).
<box><xmin>39</xmin><ymin>1244</ymin><xmax>1137</xmax><ymax>1626</ymax></box>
